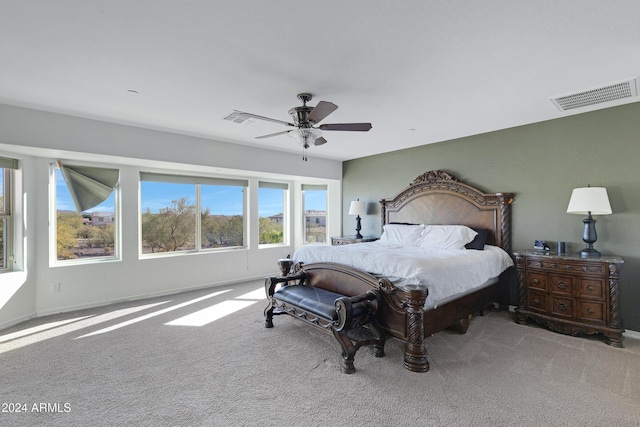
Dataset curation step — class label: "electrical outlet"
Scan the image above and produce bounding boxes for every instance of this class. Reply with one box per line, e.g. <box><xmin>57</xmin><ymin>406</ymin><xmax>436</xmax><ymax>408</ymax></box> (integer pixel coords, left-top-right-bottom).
<box><xmin>51</xmin><ymin>282</ymin><xmax>60</xmax><ymax>292</ymax></box>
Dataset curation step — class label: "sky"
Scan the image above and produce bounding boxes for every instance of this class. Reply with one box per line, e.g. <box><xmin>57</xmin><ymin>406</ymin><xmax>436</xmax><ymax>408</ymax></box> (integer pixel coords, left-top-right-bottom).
<box><xmin>55</xmin><ymin>169</ymin><xmax>326</xmax><ymax>217</ymax></box>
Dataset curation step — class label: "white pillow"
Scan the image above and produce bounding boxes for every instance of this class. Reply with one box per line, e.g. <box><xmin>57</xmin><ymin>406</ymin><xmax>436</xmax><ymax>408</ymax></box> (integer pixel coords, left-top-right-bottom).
<box><xmin>378</xmin><ymin>224</ymin><xmax>425</xmax><ymax>246</ymax></box>
<box><xmin>418</xmin><ymin>225</ymin><xmax>478</xmax><ymax>250</ymax></box>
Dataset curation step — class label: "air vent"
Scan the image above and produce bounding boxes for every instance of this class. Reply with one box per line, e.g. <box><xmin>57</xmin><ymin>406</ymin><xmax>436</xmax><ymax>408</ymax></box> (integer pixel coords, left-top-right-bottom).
<box><xmin>223</xmin><ymin>111</ymin><xmax>254</xmax><ymax>124</ymax></box>
<box><xmin>550</xmin><ymin>78</ymin><xmax>638</xmax><ymax>111</ymax></box>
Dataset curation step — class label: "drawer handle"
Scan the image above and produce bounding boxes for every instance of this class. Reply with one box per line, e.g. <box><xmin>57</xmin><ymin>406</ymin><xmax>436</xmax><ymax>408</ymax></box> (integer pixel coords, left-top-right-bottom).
<box><xmin>556</xmin><ymin>302</ymin><xmax>568</xmax><ymax>312</ymax></box>
<box><xmin>533</xmin><ymin>299</ymin><xmax>540</xmax><ymax>305</ymax></box>
<box><xmin>532</xmin><ymin>279</ymin><xmax>540</xmax><ymax>285</ymax></box>
<box><xmin>587</xmin><ymin>285</ymin><xmax>595</xmax><ymax>291</ymax></box>
<box><xmin>555</xmin><ymin>281</ymin><xmax>568</xmax><ymax>290</ymax></box>
<box><xmin>588</xmin><ymin>308</ymin><xmax>595</xmax><ymax>314</ymax></box>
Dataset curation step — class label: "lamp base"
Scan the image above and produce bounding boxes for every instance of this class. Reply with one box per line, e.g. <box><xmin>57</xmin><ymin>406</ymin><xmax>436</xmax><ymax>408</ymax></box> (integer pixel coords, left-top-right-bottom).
<box><xmin>579</xmin><ymin>214</ymin><xmax>601</xmax><ymax>258</ymax></box>
<box><xmin>354</xmin><ymin>215</ymin><xmax>363</xmax><ymax>239</ymax></box>
<box><xmin>579</xmin><ymin>247</ymin><xmax>601</xmax><ymax>258</ymax></box>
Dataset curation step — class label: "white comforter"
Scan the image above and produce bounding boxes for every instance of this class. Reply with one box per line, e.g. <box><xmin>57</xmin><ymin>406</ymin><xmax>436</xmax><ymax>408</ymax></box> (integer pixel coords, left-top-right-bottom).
<box><xmin>293</xmin><ymin>242</ymin><xmax>513</xmax><ymax>308</ymax></box>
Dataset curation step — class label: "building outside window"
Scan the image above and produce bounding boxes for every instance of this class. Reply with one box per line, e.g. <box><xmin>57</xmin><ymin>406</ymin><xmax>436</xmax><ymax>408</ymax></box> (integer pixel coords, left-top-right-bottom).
<box><xmin>302</xmin><ymin>184</ymin><xmax>327</xmax><ymax>244</ymax></box>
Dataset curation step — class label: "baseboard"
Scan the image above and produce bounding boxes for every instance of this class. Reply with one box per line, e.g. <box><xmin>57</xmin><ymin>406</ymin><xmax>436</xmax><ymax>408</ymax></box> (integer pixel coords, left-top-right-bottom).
<box><xmin>0</xmin><ymin>311</ymin><xmax>37</xmax><ymax>332</ymax></box>
<box><xmin>623</xmin><ymin>329</ymin><xmax>640</xmax><ymax>341</ymax></box>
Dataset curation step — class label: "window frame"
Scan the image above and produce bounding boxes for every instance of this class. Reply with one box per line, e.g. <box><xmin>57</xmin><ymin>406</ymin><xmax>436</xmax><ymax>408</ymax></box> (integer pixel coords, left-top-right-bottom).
<box><xmin>258</xmin><ymin>181</ymin><xmax>289</xmax><ymax>247</ymax></box>
<box><xmin>0</xmin><ymin>168</ymin><xmax>13</xmax><ymax>272</ymax></box>
<box><xmin>50</xmin><ymin>162</ymin><xmax>121</xmax><ymax>266</ymax></box>
<box><xmin>139</xmin><ymin>172</ymin><xmax>248</xmax><ymax>257</ymax></box>
<box><xmin>301</xmin><ymin>184</ymin><xmax>328</xmax><ymax>245</ymax></box>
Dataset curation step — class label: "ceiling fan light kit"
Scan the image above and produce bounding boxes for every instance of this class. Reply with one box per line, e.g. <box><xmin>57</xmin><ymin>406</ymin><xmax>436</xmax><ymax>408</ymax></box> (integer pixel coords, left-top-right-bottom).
<box><xmin>225</xmin><ymin>93</ymin><xmax>372</xmax><ymax>161</ymax></box>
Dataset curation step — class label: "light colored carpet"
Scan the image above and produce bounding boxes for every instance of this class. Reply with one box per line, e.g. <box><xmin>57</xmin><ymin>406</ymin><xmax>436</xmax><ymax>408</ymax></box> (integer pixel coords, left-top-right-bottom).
<box><xmin>1</xmin><ymin>279</ymin><xmax>639</xmax><ymax>427</ymax></box>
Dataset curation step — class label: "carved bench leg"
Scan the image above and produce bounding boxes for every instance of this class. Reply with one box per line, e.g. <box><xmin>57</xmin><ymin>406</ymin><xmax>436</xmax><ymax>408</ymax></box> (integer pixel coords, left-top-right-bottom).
<box><xmin>264</xmin><ymin>276</ymin><xmax>278</xmax><ymax>328</ymax></box>
<box><xmin>332</xmin><ymin>329</ymin><xmax>357</xmax><ymax>374</ymax></box>
<box><xmin>264</xmin><ymin>303</ymin><xmax>274</xmax><ymax>328</ymax></box>
<box><xmin>368</xmin><ymin>322</ymin><xmax>386</xmax><ymax>358</ymax></box>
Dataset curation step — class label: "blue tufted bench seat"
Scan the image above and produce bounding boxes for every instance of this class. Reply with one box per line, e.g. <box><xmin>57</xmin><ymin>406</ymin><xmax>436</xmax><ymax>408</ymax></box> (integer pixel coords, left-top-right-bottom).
<box><xmin>264</xmin><ymin>262</ymin><xmax>386</xmax><ymax>374</ymax></box>
<box><xmin>274</xmin><ymin>285</ymin><xmax>370</xmax><ymax>322</ymax></box>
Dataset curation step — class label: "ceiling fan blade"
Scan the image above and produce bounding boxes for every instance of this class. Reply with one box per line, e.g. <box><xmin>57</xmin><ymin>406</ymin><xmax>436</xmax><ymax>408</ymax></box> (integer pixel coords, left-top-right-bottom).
<box><xmin>313</xmin><ymin>136</ymin><xmax>327</xmax><ymax>146</ymax></box>
<box><xmin>318</xmin><ymin>123</ymin><xmax>372</xmax><ymax>132</ymax></box>
<box><xmin>227</xmin><ymin>110</ymin><xmax>295</xmax><ymax>127</ymax></box>
<box><xmin>255</xmin><ymin>130</ymin><xmax>293</xmax><ymax>139</ymax></box>
<box><xmin>306</xmin><ymin>101</ymin><xmax>338</xmax><ymax>124</ymax></box>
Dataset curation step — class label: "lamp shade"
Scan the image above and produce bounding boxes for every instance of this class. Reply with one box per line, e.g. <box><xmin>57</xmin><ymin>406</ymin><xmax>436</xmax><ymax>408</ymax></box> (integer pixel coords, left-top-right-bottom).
<box><xmin>348</xmin><ymin>200</ymin><xmax>366</xmax><ymax>216</ymax></box>
<box><xmin>566</xmin><ymin>187</ymin><xmax>612</xmax><ymax>215</ymax></box>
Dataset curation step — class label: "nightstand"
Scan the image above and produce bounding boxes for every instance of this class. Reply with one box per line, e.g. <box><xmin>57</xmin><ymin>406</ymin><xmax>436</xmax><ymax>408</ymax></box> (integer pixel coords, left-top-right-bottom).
<box><xmin>514</xmin><ymin>250</ymin><xmax>624</xmax><ymax>347</ymax></box>
<box><xmin>330</xmin><ymin>235</ymin><xmax>378</xmax><ymax>246</ymax></box>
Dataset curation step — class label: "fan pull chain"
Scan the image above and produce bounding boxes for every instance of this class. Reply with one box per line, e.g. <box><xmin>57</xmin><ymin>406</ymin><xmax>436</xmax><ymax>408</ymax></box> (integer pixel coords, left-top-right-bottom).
<box><xmin>302</xmin><ymin>146</ymin><xmax>308</xmax><ymax>161</ymax></box>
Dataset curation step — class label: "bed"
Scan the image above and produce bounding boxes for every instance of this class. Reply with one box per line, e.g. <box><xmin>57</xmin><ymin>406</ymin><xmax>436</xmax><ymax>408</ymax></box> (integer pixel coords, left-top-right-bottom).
<box><xmin>291</xmin><ymin>170</ymin><xmax>515</xmax><ymax>372</ymax></box>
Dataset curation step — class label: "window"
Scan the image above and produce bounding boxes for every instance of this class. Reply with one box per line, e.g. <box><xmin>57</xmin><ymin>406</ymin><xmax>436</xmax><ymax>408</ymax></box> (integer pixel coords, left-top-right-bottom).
<box><xmin>302</xmin><ymin>184</ymin><xmax>327</xmax><ymax>244</ymax></box>
<box><xmin>53</xmin><ymin>162</ymin><xmax>119</xmax><ymax>262</ymax></box>
<box><xmin>140</xmin><ymin>173</ymin><xmax>247</xmax><ymax>255</ymax></box>
<box><xmin>258</xmin><ymin>181</ymin><xmax>288</xmax><ymax>245</ymax></box>
<box><xmin>0</xmin><ymin>157</ymin><xmax>18</xmax><ymax>271</ymax></box>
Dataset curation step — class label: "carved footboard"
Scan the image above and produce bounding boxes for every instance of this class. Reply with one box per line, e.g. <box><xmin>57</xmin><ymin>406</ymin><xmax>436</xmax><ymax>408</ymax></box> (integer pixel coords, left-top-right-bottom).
<box><xmin>266</xmin><ymin>261</ymin><xmax>504</xmax><ymax>373</ymax></box>
<box><xmin>374</xmin><ymin>273</ymin><xmax>504</xmax><ymax>373</ymax></box>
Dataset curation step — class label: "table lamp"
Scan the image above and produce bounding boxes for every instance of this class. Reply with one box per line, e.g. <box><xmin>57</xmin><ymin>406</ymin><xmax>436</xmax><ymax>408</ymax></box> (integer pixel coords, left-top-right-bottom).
<box><xmin>348</xmin><ymin>200</ymin><xmax>366</xmax><ymax>239</ymax></box>
<box><xmin>566</xmin><ymin>186</ymin><xmax>612</xmax><ymax>258</ymax></box>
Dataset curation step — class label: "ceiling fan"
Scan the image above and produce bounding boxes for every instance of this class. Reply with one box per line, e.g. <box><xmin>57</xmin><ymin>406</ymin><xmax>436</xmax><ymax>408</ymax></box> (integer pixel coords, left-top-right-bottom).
<box><xmin>224</xmin><ymin>93</ymin><xmax>372</xmax><ymax>160</ymax></box>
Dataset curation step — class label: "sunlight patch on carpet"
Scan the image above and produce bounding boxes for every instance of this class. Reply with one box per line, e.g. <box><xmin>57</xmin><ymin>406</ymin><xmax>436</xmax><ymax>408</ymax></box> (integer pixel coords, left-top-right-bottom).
<box><xmin>75</xmin><ymin>289</ymin><xmax>232</xmax><ymax>338</ymax></box>
<box><xmin>165</xmin><ymin>299</ymin><xmax>257</xmax><ymax>326</ymax></box>
<box><xmin>0</xmin><ymin>301</ymin><xmax>169</xmax><ymax>353</ymax></box>
<box><xmin>0</xmin><ymin>316</ymin><xmax>91</xmax><ymax>344</ymax></box>
<box><xmin>235</xmin><ymin>288</ymin><xmax>266</xmax><ymax>300</ymax></box>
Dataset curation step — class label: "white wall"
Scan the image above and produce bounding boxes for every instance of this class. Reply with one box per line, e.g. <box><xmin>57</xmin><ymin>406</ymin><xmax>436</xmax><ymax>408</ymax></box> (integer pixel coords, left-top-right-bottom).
<box><xmin>0</xmin><ymin>103</ymin><xmax>342</xmax><ymax>329</ymax></box>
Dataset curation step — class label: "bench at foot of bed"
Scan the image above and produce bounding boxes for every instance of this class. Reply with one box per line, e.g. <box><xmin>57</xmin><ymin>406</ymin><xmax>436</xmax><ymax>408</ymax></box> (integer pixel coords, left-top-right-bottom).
<box><xmin>264</xmin><ymin>263</ymin><xmax>386</xmax><ymax>374</ymax></box>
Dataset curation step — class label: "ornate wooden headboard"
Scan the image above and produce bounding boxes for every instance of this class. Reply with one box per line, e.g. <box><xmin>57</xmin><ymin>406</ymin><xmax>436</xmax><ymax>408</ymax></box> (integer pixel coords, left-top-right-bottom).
<box><xmin>380</xmin><ymin>170</ymin><xmax>515</xmax><ymax>253</ymax></box>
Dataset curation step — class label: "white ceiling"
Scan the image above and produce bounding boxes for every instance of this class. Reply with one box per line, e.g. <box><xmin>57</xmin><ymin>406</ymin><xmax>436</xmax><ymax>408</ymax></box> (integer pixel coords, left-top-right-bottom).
<box><xmin>1</xmin><ymin>1</ymin><xmax>640</xmax><ymax>162</ymax></box>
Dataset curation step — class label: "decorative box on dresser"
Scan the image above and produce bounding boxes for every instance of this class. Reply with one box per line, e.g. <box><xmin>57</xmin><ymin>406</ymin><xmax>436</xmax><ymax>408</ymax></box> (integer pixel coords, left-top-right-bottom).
<box><xmin>330</xmin><ymin>236</ymin><xmax>378</xmax><ymax>246</ymax></box>
<box><xmin>514</xmin><ymin>250</ymin><xmax>624</xmax><ymax>347</ymax></box>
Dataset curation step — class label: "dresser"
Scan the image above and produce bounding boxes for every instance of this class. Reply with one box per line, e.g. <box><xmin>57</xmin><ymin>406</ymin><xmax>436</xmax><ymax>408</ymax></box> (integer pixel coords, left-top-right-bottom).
<box><xmin>514</xmin><ymin>250</ymin><xmax>624</xmax><ymax>347</ymax></box>
<box><xmin>330</xmin><ymin>235</ymin><xmax>378</xmax><ymax>245</ymax></box>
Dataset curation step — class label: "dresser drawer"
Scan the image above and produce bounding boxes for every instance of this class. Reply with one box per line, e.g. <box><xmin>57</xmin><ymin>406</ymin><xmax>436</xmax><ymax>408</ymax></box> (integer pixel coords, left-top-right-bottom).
<box><xmin>526</xmin><ymin>291</ymin><xmax>547</xmax><ymax>314</ymax></box>
<box><xmin>550</xmin><ymin>296</ymin><xmax>574</xmax><ymax>319</ymax></box>
<box><xmin>577</xmin><ymin>278</ymin><xmax>605</xmax><ymax>299</ymax></box>
<box><xmin>578</xmin><ymin>300</ymin><xmax>605</xmax><ymax>324</ymax></box>
<box><xmin>534</xmin><ymin>259</ymin><xmax>606</xmax><ymax>276</ymax></box>
<box><xmin>526</xmin><ymin>272</ymin><xmax>547</xmax><ymax>292</ymax></box>
<box><xmin>549</xmin><ymin>274</ymin><xmax>575</xmax><ymax>296</ymax></box>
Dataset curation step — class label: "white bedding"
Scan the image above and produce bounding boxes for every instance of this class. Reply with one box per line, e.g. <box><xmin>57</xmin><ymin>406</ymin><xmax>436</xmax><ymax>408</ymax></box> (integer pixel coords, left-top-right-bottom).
<box><xmin>293</xmin><ymin>242</ymin><xmax>513</xmax><ymax>309</ymax></box>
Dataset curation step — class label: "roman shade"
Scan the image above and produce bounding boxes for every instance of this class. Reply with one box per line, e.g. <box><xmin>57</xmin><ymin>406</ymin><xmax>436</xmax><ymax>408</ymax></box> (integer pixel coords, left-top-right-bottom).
<box><xmin>0</xmin><ymin>156</ymin><xmax>19</xmax><ymax>169</ymax></box>
<box><xmin>301</xmin><ymin>184</ymin><xmax>327</xmax><ymax>191</ymax></box>
<box><xmin>259</xmin><ymin>181</ymin><xmax>288</xmax><ymax>190</ymax></box>
<box><xmin>139</xmin><ymin>172</ymin><xmax>248</xmax><ymax>187</ymax></box>
<box><xmin>57</xmin><ymin>161</ymin><xmax>119</xmax><ymax>212</ymax></box>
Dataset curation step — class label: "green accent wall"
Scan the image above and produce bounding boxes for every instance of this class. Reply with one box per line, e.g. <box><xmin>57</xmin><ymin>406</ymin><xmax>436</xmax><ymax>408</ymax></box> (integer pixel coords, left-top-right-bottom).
<box><xmin>343</xmin><ymin>102</ymin><xmax>640</xmax><ymax>333</ymax></box>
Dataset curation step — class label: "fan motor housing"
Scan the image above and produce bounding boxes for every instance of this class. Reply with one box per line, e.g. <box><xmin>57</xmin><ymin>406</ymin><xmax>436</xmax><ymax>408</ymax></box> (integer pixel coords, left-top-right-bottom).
<box><xmin>288</xmin><ymin>106</ymin><xmax>313</xmax><ymax>126</ymax></box>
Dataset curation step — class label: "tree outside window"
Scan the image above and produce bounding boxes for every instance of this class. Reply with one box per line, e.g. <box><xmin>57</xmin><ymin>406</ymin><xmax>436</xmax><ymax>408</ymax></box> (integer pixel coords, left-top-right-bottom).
<box><xmin>140</xmin><ymin>173</ymin><xmax>246</xmax><ymax>255</ymax></box>
<box><xmin>258</xmin><ymin>182</ymin><xmax>288</xmax><ymax>245</ymax></box>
